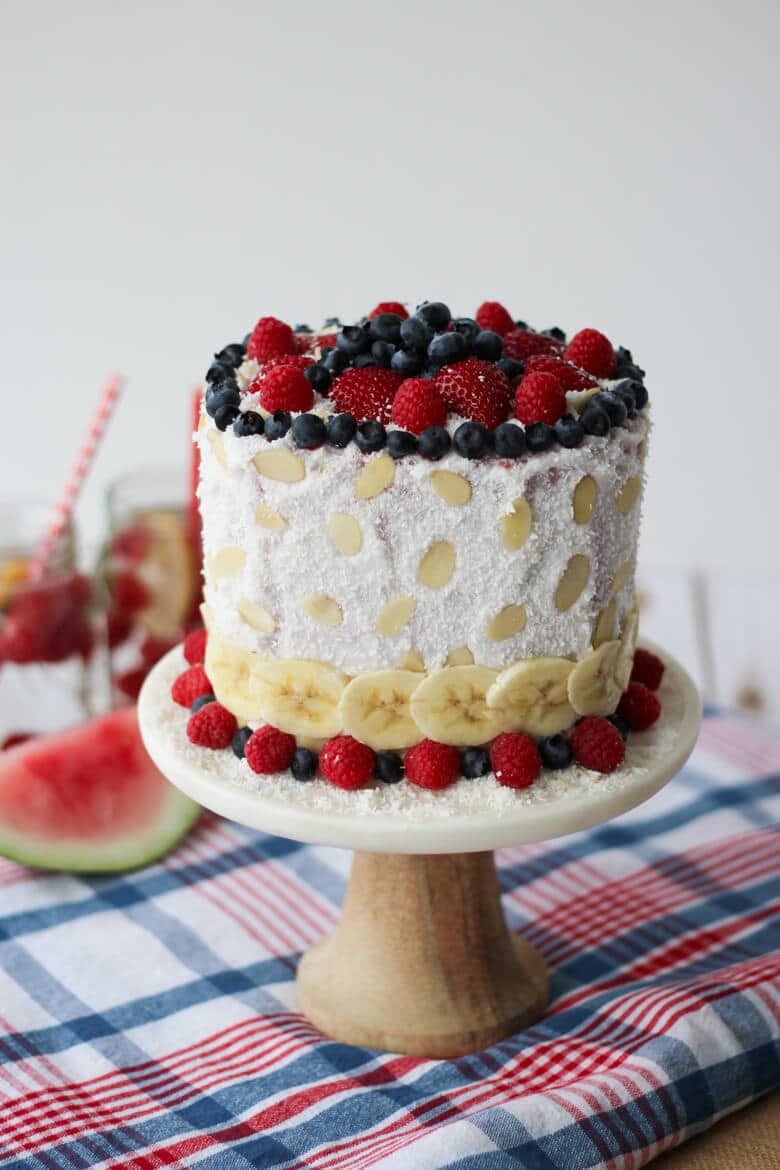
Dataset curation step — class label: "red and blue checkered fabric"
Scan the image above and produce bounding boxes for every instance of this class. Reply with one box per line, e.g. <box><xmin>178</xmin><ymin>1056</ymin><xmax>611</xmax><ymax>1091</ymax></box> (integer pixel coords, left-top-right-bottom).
<box><xmin>1</xmin><ymin>708</ymin><xmax>778</xmax><ymax>1169</ymax></box>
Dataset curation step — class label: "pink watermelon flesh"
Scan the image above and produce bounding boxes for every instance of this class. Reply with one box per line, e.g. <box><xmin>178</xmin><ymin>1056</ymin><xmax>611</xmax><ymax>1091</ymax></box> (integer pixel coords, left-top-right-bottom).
<box><xmin>0</xmin><ymin>707</ymin><xmax>199</xmax><ymax>872</ymax></box>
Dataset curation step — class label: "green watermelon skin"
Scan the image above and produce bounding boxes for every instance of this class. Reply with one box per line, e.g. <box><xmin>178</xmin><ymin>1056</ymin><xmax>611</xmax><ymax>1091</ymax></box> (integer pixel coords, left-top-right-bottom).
<box><xmin>0</xmin><ymin>708</ymin><xmax>200</xmax><ymax>873</ymax></box>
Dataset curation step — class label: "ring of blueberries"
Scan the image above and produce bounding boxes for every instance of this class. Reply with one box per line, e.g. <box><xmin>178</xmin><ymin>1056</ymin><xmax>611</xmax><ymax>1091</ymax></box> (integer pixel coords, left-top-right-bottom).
<box><xmin>202</xmin><ymin>303</ymin><xmax>648</xmax><ymax>462</ymax></box>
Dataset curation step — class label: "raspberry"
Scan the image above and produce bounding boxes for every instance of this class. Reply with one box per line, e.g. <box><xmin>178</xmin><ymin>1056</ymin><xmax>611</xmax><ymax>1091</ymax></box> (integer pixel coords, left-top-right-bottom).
<box><xmin>187</xmin><ymin>702</ymin><xmax>237</xmax><ymax>750</ymax></box>
<box><xmin>369</xmin><ymin>302</ymin><xmax>408</xmax><ymax>320</ymax></box>
<box><xmin>524</xmin><ymin>354</ymin><xmax>598</xmax><ymax>392</ymax></box>
<box><xmin>330</xmin><ymin>367</ymin><xmax>402</xmax><ymax>425</ymax></box>
<box><xmin>319</xmin><ymin>735</ymin><xmax>376</xmax><ymax>790</ymax></box>
<box><xmin>434</xmin><ymin>359</ymin><xmax>511</xmax><ymax>429</ymax></box>
<box><xmin>571</xmin><ymin>716</ymin><xmax>625</xmax><ymax>772</ymax></box>
<box><xmin>245</xmin><ymin>724</ymin><xmax>297</xmax><ymax>773</ymax></box>
<box><xmin>246</xmin><ymin>316</ymin><xmax>296</xmax><ymax>362</ymax></box>
<box><xmin>617</xmin><ymin>682</ymin><xmax>662</xmax><ymax>732</ymax></box>
<box><xmin>630</xmin><ymin>648</ymin><xmax>665</xmax><ymax>691</ymax></box>
<box><xmin>564</xmin><ymin>329</ymin><xmax>616</xmax><ymax>378</ymax></box>
<box><xmin>171</xmin><ymin>665</ymin><xmax>212</xmax><ymax>708</ymax></box>
<box><xmin>391</xmin><ymin>378</ymin><xmax>447</xmax><ymax>434</ymax></box>
<box><xmin>140</xmin><ymin>636</ymin><xmax>176</xmax><ymax>667</ymax></box>
<box><xmin>115</xmin><ymin>666</ymin><xmax>148</xmax><ymax>700</ymax></box>
<box><xmin>475</xmin><ymin>301</ymin><xmax>515</xmax><ymax>336</ymax></box>
<box><xmin>514</xmin><ymin>371</ymin><xmax>567</xmax><ymax>426</ymax></box>
<box><xmin>183</xmin><ymin>628</ymin><xmax>207</xmax><ymax>666</ymax></box>
<box><xmin>111</xmin><ymin>572</ymin><xmax>149</xmax><ymax>613</ymax></box>
<box><xmin>490</xmin><ymin>732</ymin><xmax>541</xmax><ymax>789</ymax></box>
<box><xmin>253</xmin><ymin>365</ymin><xmax>314</xmax><ymax>414</ymax></box>
<box><xmin>260</xmin><ymin>353</ymin><xmax>314</xmax><ymax>372</ymax></box>
<box><xmin>404</xmin><ymin>740</ymin><xmax>460</xmax><ymax>790</ymax></box>
<box><xmin>503</xmin><ymin>329</ymin><xmax>563</xmax><ymax>362</ymax></box>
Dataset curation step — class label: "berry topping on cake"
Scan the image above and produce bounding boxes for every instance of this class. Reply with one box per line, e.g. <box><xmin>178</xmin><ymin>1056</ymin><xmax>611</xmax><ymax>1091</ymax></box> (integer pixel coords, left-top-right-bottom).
<box><xmin>503</xmin><ymin>328</ymin><xmax>563</xmax><ymax>362</ymax></box>
<box><xmin>261</xmin><ymin>353</ymin><xmax>315</xmax><ymax>372</ymax></box>
<box><xmin>570</xmin><ymin>716</ymin><xmax>625</xmax><ymax>772</ymax></box>
<box><xmin>252</xmin><ymin>366</ymin><xmax>315</xmax><ymax>414</ymax></box>
<box><xmin>538</xmin><ymin>734</ymin><xmax>574</xmax><ymax>770</ymax></box>
<box><xmin>291</xmin><ymin>413</ymin><xmax>328</xmax><ymax>449</ymax></box>
<box><xmin>514</xmin><ymin>371</ymin><xmax>568</xmax><ymax>426</ymax></box>
<box><xmin>369</xmin><ymin>301</ymin><xmax>408</xmax><ymax>320</ymax></box>
<box><xmin>475</xmin><ymin>301</ymin><xmax>515</xmax><ymax>337</ymax></box>
<box><xmin>404</xmin><ymin>740</ymin><xmax>460</xmax><ymax>789</ymax></box>
<box><xmin>490</xmin><ymin>732</ymin><xmax>541</xmax><ymax>789</ymax></box>
<box><xmin>524</xmin><ymin>354</ymin><xmax>598</xmax><ymax>392</ymax></box>
<box><xmin>111</xmin><ymin>572</ymin><xmax>149</xmax><ymax>613</ymax></box>
<box><xmin>171</xmin><ymin>665</ymin><xmax>212</xmax><ymax>708</ymax></box>
<box><xmin>183</xmin><ymin>628</ymin><xmax>207</xmax><ymax>666</ymax></box>
<box><xmin>617</xmin><ymin>682</ymin><xmax>662</xmax><ymax>731</ymax></box>
<box><xmin>291</xmin><ymin>747</ymin><xmax>318</xmax><ymax>780</ymax></box>
<box><xmin>630</xmin><ymin>648</ymin><xmax>665</xmax><ymax>691</ymax></box>
<box><xmin>245</xmin><ymin>725</ymin><xmax>297</xmax><ymax>774</ymax></box>
<box><xmin>246</xmin><ymin>316</ymin><xmax>297</xmax><ymax>363</ymax></box>
<box><xmin>331</xmin><ymin>366</ymin><xmax>402</xmax><ymax>425</ymax></box>
<box><xmin>453</xmin><ymin>421</ymin><xmax>493</xmax><ymax>459</ymax></box>
<box><xmin>434</xmin><ymin>358</ymin><xmax>511</xmax><ymax>429</ymax></box>
<box><xmin>186</xmin><ymin>702</ymin><xmax>237</xmax><ymax>749</ymax></box>
<box><xmin>319</xmin><ymin>735</ymin><xmax>376</xmax><ymax>790</ymax></box>
<box><xmin>564</xmin><ymin>328</ymin><xmax>616</xmax><ymax>378</ymax></box>
<box><xmin>391</xmin><ymin>378</ymin><xmax>447</xmax><ymax>434</ymax></box>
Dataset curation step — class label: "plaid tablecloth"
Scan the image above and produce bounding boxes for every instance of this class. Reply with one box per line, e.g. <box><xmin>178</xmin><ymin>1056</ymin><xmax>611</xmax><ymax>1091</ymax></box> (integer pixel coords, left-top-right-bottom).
<box><xmin>1</xmin><ymin>708</ymin><xmax>778</xmax><ymax>1169</ymax></box>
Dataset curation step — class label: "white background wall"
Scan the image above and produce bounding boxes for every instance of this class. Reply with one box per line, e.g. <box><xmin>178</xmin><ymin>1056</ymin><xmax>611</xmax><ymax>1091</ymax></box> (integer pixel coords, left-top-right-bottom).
<box><xmin>2</xmin><ymin>0</ymin><xmax>779</xmax><ymax>577</ymax></box>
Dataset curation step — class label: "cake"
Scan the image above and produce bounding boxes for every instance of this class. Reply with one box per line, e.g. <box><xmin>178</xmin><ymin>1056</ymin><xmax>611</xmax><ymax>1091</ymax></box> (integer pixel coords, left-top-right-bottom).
<box><xmin>182</xmin><ymin>299</ymin><xmax>660</xmax><ymax>791</ymax></box>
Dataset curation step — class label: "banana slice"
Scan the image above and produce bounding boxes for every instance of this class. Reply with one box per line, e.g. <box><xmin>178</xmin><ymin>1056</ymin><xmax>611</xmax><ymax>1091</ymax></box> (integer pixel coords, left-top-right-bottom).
<box><xmin>486</xmin><ymin>657</ymin><xmax>575</xmax><ymax>737</ymax></box>
<box><xmin>339</xmin><ymin>670</ymin><xmax>423</xmax><ymax>750</ymax></box>
<box><xmin>251</xmin><ymin>658</ymin><xmax>348</xmax><ymax>738</ymax></box>
<box><xmin>567</xmin><ymin>640</ymin><xmax>622</xmax><ymax>716</ymax></box>
<box><xmin>410</xmin><ymin>665</ymin><xmax>507</xmax><ymax>746</ymax></box>
<box><xmin>205</xmin><ymin>630</ymin><xmax>269</xmax><ymax>723</ymax></box>
<box><xmin>615</xmin><ymin>595</ymin><xmax>640</xmax><ymax>692</ymax></box>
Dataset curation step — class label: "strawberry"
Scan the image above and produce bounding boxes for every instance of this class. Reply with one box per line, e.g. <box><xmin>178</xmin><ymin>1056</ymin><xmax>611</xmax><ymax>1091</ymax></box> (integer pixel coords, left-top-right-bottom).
<box><xmin>503</xmin><ymin>329</ymin><xmax>563</xmax><ymax>362</ymax></box>
<box><xmin>523</xmin><ymin>354</ymin><xmax>598</xmax><ymax>392</ymax></box>
<box><xmin>391</xmin><ymin>378</ymin><xmax>447</xmax><ymax>434</ymax></box>
<box><xmin>330</xmin><ymin>367</ymin><xmax>402</xmax><ymax>425</ymax></box>
<box><xmin>434</xmin><ymin>359</ymin><xmax>511</xmax><ymax>428</ymax></box>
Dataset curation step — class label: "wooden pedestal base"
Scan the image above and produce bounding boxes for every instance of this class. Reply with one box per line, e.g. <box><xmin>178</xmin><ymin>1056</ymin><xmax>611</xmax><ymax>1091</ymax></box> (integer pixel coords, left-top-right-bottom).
<box><xmin>296</xmin><ymin>850</ymin><xmax>548</xmax><ymax>1059</ymax></box>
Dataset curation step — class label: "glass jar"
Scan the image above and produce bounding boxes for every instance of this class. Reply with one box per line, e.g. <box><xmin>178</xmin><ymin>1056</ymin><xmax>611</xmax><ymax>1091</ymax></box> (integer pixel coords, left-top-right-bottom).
<box><xmin>102</xmin><ymin>468</ymin><xmax>201</xmax><ymax>702</ymax></box>
<box><xmin>0</xmin><ymin>501</ymin><xmax>106</xmax><ymax>745</ymax></box>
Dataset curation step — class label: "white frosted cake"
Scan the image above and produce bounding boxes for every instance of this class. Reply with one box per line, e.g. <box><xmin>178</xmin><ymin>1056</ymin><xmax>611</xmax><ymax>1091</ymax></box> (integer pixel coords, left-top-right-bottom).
<box><xmin>175</xmin><ymin>299</ymin><xmax>660</xmax><ymax>792</ymax></box>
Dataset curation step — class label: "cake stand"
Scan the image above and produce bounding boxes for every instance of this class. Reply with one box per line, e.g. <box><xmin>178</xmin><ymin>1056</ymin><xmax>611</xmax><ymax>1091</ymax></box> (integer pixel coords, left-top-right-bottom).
<box><xmin>139</xmin><ymin>641</ymin><xmax>701</xmax><ymax>1059</ymax></box>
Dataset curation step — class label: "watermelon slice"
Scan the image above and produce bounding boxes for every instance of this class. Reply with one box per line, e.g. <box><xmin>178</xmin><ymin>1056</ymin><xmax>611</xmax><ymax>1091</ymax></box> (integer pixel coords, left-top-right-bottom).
<box><xmin>0</xmin><ymin>708</ymin><xmax>199</xmax><ymax>872</ymax></box>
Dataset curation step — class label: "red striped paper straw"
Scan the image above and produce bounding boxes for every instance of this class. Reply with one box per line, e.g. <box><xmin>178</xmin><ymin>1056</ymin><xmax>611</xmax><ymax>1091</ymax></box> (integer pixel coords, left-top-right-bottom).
<box><xmin>30</xmin><ymin>372</ymin><xmax>125</xmax><ymax>580</ymax></box>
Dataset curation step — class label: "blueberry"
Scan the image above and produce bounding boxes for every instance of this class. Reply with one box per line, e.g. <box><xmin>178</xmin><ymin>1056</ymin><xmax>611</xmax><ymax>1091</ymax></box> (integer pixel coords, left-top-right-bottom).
<box><xmin>493</xmin><ymin>422</ymin><xmax>526</xmax><ymax>457</ymax></box>
<box><xmin>190</xmin><ymin>693</ymin><xmax>216</xmax><ymax>713</ymax></box>
<box><xmin>461</xmin><ymin>746</ymin><xmax>491</xmax><ymax>778</ymax></box>
<box><xmin>525</xmin><ymin>421</ymin><xmax>555</xmax><ymax>452</ymax></box>
<box><xmin>215</xmin><ymin>342</ymin><xmax>246</xmax><ymax>367</ymax></box>
<box><xmin>231</xmin><ymin>726</ymin><xmax>253</xmax><ymax>759</ymax></box>
<box><xmin>515</xmin><ymin>318</ymin><xmax>529</xmax><ymax>329</ymax></box>
<box><xmin>418</xmin><ymin>426</ymin><xmax>452</xmax><ymax>460</ymax></box>
<box><xmin>233</xmin><ymin>410</ymin><xmax>264</xmax><ymax>437</ymax></box>
<box><xmin>352</xmin><ymin>352</ymin><xmax>376</xmax><ymax>368</ymax></box>
<box><xmin>451</xmin><ymin>317</ymin><xmax>481</xmax><ymax>343</ymax></box>
<box><xmin>354</xmin><ymin>419</ymin><xmax>386</xmax><ymax>453</ymax></box>
<box><xmin>399</xmin><ymin>316</ymin><xmax>433</xmax><ymax>351</ymax></box>
<box><xmin>391</xmin><ymin>348</ymin><xmax>425</xmax><ymax>377</ymax></box>
<box><xmin>538</xmin><ymin>734</ymin><xmax>573</xmax><ymax>770</ymax></box>
<box><xmin>327</xmin><ymin>412</ymin><xmax>357</xmax><ymax>448</ymax></box>
<box><xmin>595</xmin><ymin>391</ymin><xmax>627</xmax><ymax>427</ymax></box>
<box><xmin>453</xmin><ymin>421</ymin><xmax>493</xmax><ymax>459</ymax></box>
<box><xmin>428</xmin><ymin>330</ymin><xmax>469</xmax><ymax>366</ymax></box>
<box><xmin>580</xmin><ymin>402</ymin><xmax>610</xmax><ymax>437</ymax></box>
<box><xmin>293</xmin><ymin>323</ymin><xmax>312</xmax><ymax>333</ymax></box>
<box><xmin>214</xmin><ymin>402</ymin><xmax>240</xmax><ymax>431</ymax></box>
<box><xmin>387</xmin><ymin>429</ymin><xmax>418</xmax><ymax>459</ymax></box>
<box><xmin>473</xmin><ymin>329</ymin><xmax>503</xmax><ymax>361</ymax></box>
<box><xmin>415</xmin><ymin>301</ymin><xmax>451</xmax><ymax>332</ymax></box>
<box><xmin>291</xmin><ymin>748</ymin><xmax>318</xmax><ymax>780</ymax></box>
<box><xmin>206</xmin><ymin>360</ymin><xmax>234</xmax><ymax>384</ymax></box>
<box><xmin>205</xmin><ymin>381</ymin><xmax>240</xmax><ymax>417</ymax></box>
<box><xmin>371</xmin><ymin>340</ymin><xmax>396</xmax><ymax>367</ymax></box>
<box><xmin>614</xmin><ymin>384</ymin><xmax>637</xmax><ymax>418</ymax></box>
<box><xmin>498</xmin><ymin>358</ymin><xmax>524</xmax><ymax>382</ymax></box>
<box><xmin>608</xmin><ymin>713</ymin><xmax>631</xmax><ymax>740</ymax></box>
<box><xmin>323</xmin><ymin>316</ymin><xmax>342</xmax><ymax>328</ymax></box>
<box><xmin>321</xmin><ymin>347</ymin><xmax>349</xmax><ymax>374</ymax></box>
<box><xmin>542</xmin><ymin>326</ymin><xmax>566</xmax><ymax>342</ymax></box>
<box><xmin>305</xmin><ymin>363</ymin><xmax>332</xmax><ymax>395</ymax></box>
<box><xmin>554</xmin><ymin>414</ymin><xmax>585</xmax><ymax>448</ymax></box>
<box><xmin>376</xmin><ymin>751</ymin><xmax>404</xmax><ymax>783</ymax></box>
<box><xmin>614</xmin><ymin>377</ymin><xmax>648</xmax><ymax>410</ymax></box>
<box><xmin>291</xmin><ymin>413</ymin><xmax>327</xmax><ymax>449</ymax></box>
<box><xmin>369</xmin><ymin>313</ymin><xmax>404</xmax><ymax>344</ymax></box>
<box><xmin>264</xmin><ymin>410</ymin><xmax>292</xmax><ymax>440</ymax></box>
<box><xmin>614</xmin><ymin>346</ymin><xmax>633</xmax><ymax>367</ymax></box>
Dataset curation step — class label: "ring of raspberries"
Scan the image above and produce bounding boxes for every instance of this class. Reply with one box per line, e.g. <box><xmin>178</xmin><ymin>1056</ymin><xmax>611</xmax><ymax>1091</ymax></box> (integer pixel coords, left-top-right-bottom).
<box><xmin>203</xmin><ymin>301</ymin><xmax>648</xmax><ymax>462</ymax></box>
<box><xmin>174</xmin><ymin>635</ymin><xmax>665</xmax><ymax>792</ymax></box>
